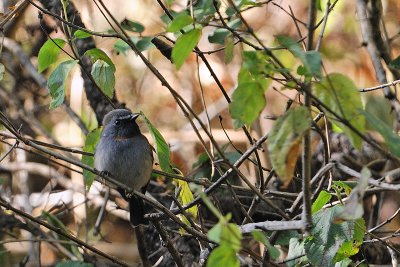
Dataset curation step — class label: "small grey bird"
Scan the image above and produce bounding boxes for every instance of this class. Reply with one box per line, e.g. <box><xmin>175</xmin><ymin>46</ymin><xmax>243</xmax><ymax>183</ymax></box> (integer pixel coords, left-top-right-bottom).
<box><xmin>94</xmin><ymin>109</ymin><xmax>153</xmax><ymax>226</ymax></box>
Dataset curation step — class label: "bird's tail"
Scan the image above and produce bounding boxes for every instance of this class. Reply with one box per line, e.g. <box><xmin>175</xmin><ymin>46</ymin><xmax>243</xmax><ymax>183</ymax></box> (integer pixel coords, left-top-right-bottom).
<box><xmin>129</xmin><ymin>195</ymin><xmax>148</xmax><ymax>227</ymax></box>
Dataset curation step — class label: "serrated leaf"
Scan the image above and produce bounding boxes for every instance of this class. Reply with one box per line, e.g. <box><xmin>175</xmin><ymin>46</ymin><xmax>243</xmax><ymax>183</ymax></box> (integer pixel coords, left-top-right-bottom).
<box><xmin>312</xmin><ymin>190</ymin><xmax>332</xmax><ymax>214</ymax></box>
<box><xmin>267</xmin><ymin>106</ymin><xmax>311</xmax><ymax>186</ymax></box>
<box><xmin>286</xmin><ymin>238</ymin><xmax>307</xmax><ymax>267</ymax></box>
<box><xmin>229</xmin><ymin>51</ymin><xmax>270</xmax><ymax>128</ymax></box>
<box><xmin>304</xmin><ymin>205</ymin><xmax>355</xmax><ymax>267</ymax></box>
<box><xmin>207</xmin><ymin>245</ymin><xmax>239</xmax><ymax>267</ymax></box>
<box><xmin>91</xmin><ymin>60</ymin><xmax>115</xmax><ymax>98</ymax></box>
<box><xmin>84</xmin><ymin>48</ymin><xmax>115</xmax><ymax>71</ymax></box>
<box><xmin>360</xmin><ymin>109</ymin><xmax>400</xmax><ymax>157</ymax></box>
<box><xmin>38</xmin><ymin>38</ymin><xmax>66</xmax><ymax>73</ymax></box>
<box><xmin>82</xmin><ymin>128</ymin><xmax>101</xmax><ymax>189</ymax></box>
<box><xmin>167</xmin><ymin>13</ymin><xmax>193</xmax><ymax>32</ymax></box>
<box><xmin>172</xmin><ymin>28</ymin><xmax>201</xmax><ymax>69</ymax></box>
<box><xmin>313</xmin><ymin>73</ymin><xmax>365</xmax><ymax>149</ymax></box>
<box><xmin>141</xmin><ymin>112</ymin><xmax>172</xmax><ymax>173</ymax></box>
<box><xmin>48</xmin><ymin>60</ymin><xmax>78</xmax><ymax>108</ymax></box>
<box><xmin>251</xmin><ymin>230</ymin><xmax>280</xmax><ymax>260</ymax></box>
<box><xmin>74</xmin><ymin>30</ymin><xmax>92</xmax><ymax>39</ymax></box>
<box><xmin>334</xmin><ymin>218</ymin><xmax>365</xmax><ymax>262</ymax></box>
<box><xmin>121</xmin><ymin>18</ymin><xmax>145</xmax><ymax>33</ymax></box>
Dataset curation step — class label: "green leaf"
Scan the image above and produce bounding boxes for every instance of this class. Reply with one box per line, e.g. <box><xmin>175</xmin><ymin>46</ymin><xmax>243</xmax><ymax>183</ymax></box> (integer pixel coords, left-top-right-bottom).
<box><xmin>276</xmin><ymin>35</ymin><xmax>321</xmax><ymax>77</ymax></box>
<box><xmin>82</xmin><ymin>128</ymin><xmax>101</xmax><ymax>189</ymax></box>
<box><xmin>172</xmin><ymin>28</ymin><xmax>201</xmax><ymax>69</ymax></box>
<box><xmin>121</xmin><ymin>18</ymin><xmax>145</xmax><ymax>33</ymax></box>
<box><xmin>141</xmin><ymin>112</ymin><xmax>172</xmax><ymax>173</ymax></box>
<box><xmin>167</xmin><ymin>13</ymin><xmax>193</xmax><ymax>32</ymax></box>
<box><xmin>389</xmin><ymin>56</ymin><xmax>400</xmax><ymax>69</ymax></box>
<box><xmin>312</xmin><ymin>190</ymin><xmax>332</xmax><ymax>214</ymax></box>
<box><xmin>91</xmin><ymin>60</ymin><xmax>115</xmax><ymax>98</ymax></box>
<box><xmin>174</xmin><ymin>171</ymin><xmax>198</xmax><ymax>230</ymax></box>
<box><xmin>38</xmin><ymin>38</ymin><xmax>66</xmax><ymax>73</ymax></box>
<box><xmin>286</xmin><ymin>238</ymin><xmax>307</xmax><ymax>267</ymax></box>
<box><xmin>114</xmin><ymin>37</ymin><xmax>154</xmax><ymax>55</ymax></box>
<box><xmin>48</xmin><ymin>60</ymin><xmax>78</xmax><ymax>108</ymax></box>
<box><xmin>208</xmin><ymin>18</ymin><xmax>241</xmax><ymax>44</ymax></box>
<box><xmin>42</xmin><ymin>211</ymin><xmax>82</xmax><ymax>259</ymax></box>
<box><xmin>229</xmin><ymin>51</ymin><xmax>271</xmax><ymax>128</ymax></box>
<box><xmin>313</xmin><ymin>73</ymin><xmax>365</xmax><ymax>149</ymax></box>
<box><xmin>207</xmin><ymin>212</ymin><xmax>242</xmax><ymax>252</ymax></box>
<box><xmin>56</xmin><ymin>261</ymin><xmax>93</xmax><ymax>267</ymax></box>
<box><xmin>333</xmin><ymin>168</ymin><xmax>370</xmax><ymax>222</ymax></box>
<box><xmin>74</xmin><ymin>30</ymin><xmax>92</xmax><ymax>39</ymax></box>
<box><xmin>334</xmin><ymin>258</ymin><xmax>352</xmax><ymax>267</ymax></box>
<box><xmin>360</xmin><ymin>109</ymin><xmax>400</xmax><ymax>157</ymax></box>
<box><xmin>0</xmin><ymin>63</ymin><xmax>4</xmax><ymax>81</ymax></box>
<box><xmin>304</xmin><ymin>205</ymin><xmax>355</xmax><ymax>267</ymax></box>
<box><xmin>251</xmin><ymin>230</ymin><xmax>280</xmax><ymax>260</ymax></box>
<box><xmin>332</xmin><ymin>181</ymin><xmax>353</xmax><ymax>196</ymax></box>
<box><xmin>208</xmin><ymin>221</ymin><xmax>223</xmax><ymax>243</ymax></box>
<box><xmin>207</xmin><ymin>245</ymin><xmax>239</xmax><ymax>267</ymax></box>
<box><xmin>334</xmin><ymin>218</ymin><xmax>365</xmax><ymax>262</ymax></box>
<box><xmin>224</xmin><ymin>37</ymin><xmax>234</xmax><ymax>64</ymax></box>
<box><xmin>84</xmin><ymin>48</ymin><xmax>115</xmax><ymax>71</ymax></box>
<box><xmin>267</xmin><ymin>106</ymin><xmax>311</xmax><ymax>186</ymax></box>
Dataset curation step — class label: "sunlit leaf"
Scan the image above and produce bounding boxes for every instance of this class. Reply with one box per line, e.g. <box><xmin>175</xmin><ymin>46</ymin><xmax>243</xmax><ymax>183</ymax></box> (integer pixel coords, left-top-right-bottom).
<box><xmin>229</xmin><ymin>51</ymin><xmax>271</xmax><ymax>128</ymax></box>
<box><xmin>38</xmin><ymin>38</ymin><xmax>66</xmax><ymax>73</ymax></box>
<box><xmin>207</xmin><ymin>245</ymin><xmax>239</xmax><ymax>267</ymax></box>
<box><xmin>334</xmin><ymin>218</ymin><xmax>365</xmax><ymax>262</ymax></box>
<box><xmin>47</xmin><ymin>60</ymin><xmax>78</xmax><ymax>108</ymax></box>
<box><xmin>172</xmin><ymin>28</ymin><xmax>201</xmax><ymax>69</ymax></box>
<box><xmin>312</xmin><ymin>190</ymin><xmax>332</xmax><ymax>214</ymax></box>
<box><xmin>167</xmin><ymin>13</ymin><xmax>193</xmax><ymax>32</ymax></box>
<box><xmin>313</xmin><ymin>73</ymin><xmax>365</xmax><ymax>149</ymax></box>
<box><xmin>91</xmin><ymin>60</ymin><xmax>115</xmax><ymax>98</ymax></box>
<box><xmin>268</xmin><ymin>106</ymin><xmax>311</xmax><ymax>186</ymax></box>
<box><xmin>84</xmin><ymin>48</ymin><xmax>115</xmax><ymax>71</ymax></box>
<box><xmin>74</xmin><ymin>30</ymin><xmax>92</xmax><ymax>39</ymax></box>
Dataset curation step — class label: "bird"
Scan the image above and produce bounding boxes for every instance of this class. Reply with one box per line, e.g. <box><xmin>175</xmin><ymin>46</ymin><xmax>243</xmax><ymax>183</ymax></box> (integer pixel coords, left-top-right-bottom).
<box><xmin>94</xmin><ymin>109</ymin><xmax>153</xmax><ymax>226</ymax></box>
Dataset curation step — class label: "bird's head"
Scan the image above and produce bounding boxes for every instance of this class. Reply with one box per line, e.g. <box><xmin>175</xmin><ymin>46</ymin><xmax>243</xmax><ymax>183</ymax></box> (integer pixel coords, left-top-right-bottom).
<box><xmin>102</xmin><ymin>109</ymin><xmax>141</xmax><ymax>139</ymax></box>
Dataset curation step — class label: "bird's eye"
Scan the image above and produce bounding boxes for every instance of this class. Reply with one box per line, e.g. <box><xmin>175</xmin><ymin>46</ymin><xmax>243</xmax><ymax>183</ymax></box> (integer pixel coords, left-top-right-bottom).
<box><xmin>114</xmin><ymin>119</ymin><xmax>120</xmax><ymax>125</ymax></box>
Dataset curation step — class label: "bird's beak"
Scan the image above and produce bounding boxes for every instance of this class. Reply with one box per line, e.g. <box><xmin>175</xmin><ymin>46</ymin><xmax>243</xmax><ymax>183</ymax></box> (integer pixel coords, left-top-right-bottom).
<box><xmin>129</xmin><ymin>113</ymin><xmax>140</xmax><ymax>121</ymax></box>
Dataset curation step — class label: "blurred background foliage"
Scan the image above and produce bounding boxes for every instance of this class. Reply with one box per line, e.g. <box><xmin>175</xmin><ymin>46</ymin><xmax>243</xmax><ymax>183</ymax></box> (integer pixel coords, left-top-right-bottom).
<box><xmin>1</xmin><ymin>0</ymin><xmax>400</xmax><ymax>266</ymax></box>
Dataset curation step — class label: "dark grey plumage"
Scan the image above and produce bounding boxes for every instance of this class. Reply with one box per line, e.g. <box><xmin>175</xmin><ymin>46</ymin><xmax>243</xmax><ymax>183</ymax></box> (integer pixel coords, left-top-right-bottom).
<box><xmin>94</xmin><ymin>109</ymin><xmax>153</xmax><ymax>226</ymax></box>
